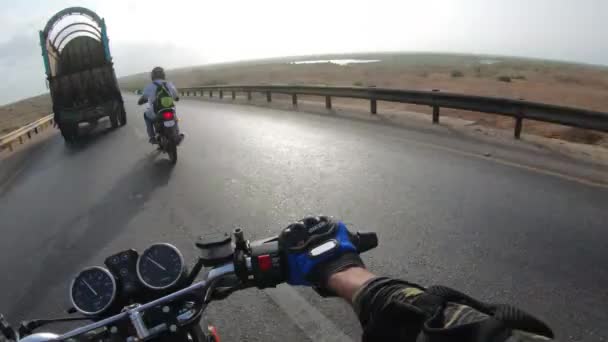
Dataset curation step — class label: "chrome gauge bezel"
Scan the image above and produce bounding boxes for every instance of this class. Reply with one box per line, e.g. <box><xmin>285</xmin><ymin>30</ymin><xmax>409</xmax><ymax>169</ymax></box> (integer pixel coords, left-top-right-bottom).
<box><xmin>136</xmin><ymin>243</ymin><xmax>185</xmax><ymax>290</ymax></box>
<box><xmin>69</xmin><ymin>266</ymin><xmax>117</xmax><ymax>316</ymax></box>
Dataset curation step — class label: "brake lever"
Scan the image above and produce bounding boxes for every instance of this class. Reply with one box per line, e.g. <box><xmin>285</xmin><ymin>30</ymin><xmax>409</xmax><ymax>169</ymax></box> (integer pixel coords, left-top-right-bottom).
<box><xmin>249</xmin><ymin>235</ymin><xmax>279</xmax><ymax>246</ymax></box>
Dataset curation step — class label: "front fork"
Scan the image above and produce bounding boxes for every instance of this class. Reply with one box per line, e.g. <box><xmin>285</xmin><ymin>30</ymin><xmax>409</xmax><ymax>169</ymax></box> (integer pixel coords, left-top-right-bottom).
<box><xmin>183</xmin><ymin>325</ymin><xmax>220</xmax><ymax>342</ymax></box>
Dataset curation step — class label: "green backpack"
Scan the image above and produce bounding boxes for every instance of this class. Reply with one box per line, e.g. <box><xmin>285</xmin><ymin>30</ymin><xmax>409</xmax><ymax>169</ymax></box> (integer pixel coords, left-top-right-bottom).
<box><xmin>153</xmin><ymin>81</ymin><xmax>174</xmax><ymax>113</ymax></box>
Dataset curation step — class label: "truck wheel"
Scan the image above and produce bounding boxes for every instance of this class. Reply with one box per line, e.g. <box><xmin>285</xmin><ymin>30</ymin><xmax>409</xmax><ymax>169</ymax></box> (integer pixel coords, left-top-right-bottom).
<box><xmin>110</xmin><ymin>113</ymin><xmax>119</xmax><ymax>128</ymax></box>
<box><xmin>60</xmin><ymin>124</ymin><xmax>77</xmax><ymax>143</ymax></box>
<box><xmin>119</xmin><ymin>107</ymin><xmax>127</xmax><ymax>126</ymax></box>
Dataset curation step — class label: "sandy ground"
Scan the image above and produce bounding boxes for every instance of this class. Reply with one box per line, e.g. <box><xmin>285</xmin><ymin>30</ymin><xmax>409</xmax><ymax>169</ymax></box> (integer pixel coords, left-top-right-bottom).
<box><xmin>0</xmin><ymin>94</ymin><xmax>52</xmax><ymax>136</ymax></box>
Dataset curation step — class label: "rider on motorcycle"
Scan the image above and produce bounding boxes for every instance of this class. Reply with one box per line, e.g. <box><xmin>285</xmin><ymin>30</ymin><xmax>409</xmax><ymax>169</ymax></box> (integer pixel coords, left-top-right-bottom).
<box><xmin>280</xmin><ymin>216</ymin><xmax>555</xmax><ymax>342</ymax></box>
<box><xmin>137</xmin><ymin>67</ymin><xmax>183</xmax><ymax>144</ymax></box>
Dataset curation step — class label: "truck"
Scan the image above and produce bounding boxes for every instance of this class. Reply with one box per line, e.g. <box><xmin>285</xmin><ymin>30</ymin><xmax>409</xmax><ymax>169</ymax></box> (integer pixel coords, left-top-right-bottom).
<box><xmin>40</xmin><ymin>7</ymin><xmax>126</xmax><ymax>142</ymax></box>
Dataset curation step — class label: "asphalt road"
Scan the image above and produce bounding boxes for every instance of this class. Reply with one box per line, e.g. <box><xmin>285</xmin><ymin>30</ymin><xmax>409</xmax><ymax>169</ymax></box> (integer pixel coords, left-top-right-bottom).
<box><xmin>1</xmin><ymin>95</ymin><xmax>607</xmax><ymax>341</ymax></box>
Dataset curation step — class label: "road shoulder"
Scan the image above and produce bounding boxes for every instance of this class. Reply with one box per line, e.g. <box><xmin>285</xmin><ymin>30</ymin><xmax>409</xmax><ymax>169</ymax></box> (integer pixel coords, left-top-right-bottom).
<box><xmin>0</xmin><ymin>127</ymin><xmax>57</xmax><ymax>196</ymax></box>
<box><xmin>178</xmin><ymin>94</ymin><xmax>608</xmax><ymax>187</ymax></box>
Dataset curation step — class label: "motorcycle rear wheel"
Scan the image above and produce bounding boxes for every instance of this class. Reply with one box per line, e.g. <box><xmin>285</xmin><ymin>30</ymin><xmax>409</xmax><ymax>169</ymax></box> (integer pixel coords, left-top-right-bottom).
<box><xmin>167</xmin><ymin>141</ymin><xmax>178</xmax><ymax>164</ymax></box>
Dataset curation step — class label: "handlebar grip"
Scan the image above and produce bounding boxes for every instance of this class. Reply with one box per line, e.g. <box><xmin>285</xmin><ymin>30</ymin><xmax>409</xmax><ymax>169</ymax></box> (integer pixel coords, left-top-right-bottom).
<box><xmin>351</xmin><ymin>232</ymin><xmax>378</xmax><ymax>253</ymax></box>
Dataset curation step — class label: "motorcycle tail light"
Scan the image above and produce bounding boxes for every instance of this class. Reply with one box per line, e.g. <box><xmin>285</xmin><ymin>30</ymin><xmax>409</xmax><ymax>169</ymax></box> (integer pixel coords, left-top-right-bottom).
<box><xmin>162</xmin><ymin>111</ymin><xmax>174</xmax><ymax>120</ymax></box>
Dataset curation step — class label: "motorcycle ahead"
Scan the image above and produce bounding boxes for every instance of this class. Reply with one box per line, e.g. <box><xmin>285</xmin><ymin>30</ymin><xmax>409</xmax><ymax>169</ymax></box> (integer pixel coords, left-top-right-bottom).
<box><xmin>153</xmin><ymin>108</ymin><xmax>181</xmax><ymax>164</ymax></box>
<box><xmin>0</xmin><ymin>228</ymin><xmax>378</xmax><ymax>341</ymax></box>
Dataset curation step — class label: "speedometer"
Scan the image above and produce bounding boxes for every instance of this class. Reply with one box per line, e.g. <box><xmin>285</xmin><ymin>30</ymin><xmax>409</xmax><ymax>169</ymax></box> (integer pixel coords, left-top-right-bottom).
<box><xmin>137</xmin><ymin>243</ymin><xmax>185</xmax><ymax>290</ymax></box>
<box><xmin>70</xmin><ymin>267</ymin><xmax>116</xmax><ymax>315</ymax></box>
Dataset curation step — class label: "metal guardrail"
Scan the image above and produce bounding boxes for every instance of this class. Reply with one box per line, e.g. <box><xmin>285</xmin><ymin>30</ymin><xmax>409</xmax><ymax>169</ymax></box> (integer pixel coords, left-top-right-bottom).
<box><xmin>0</xmin><ymin>114</ymin><xmax>55</xmax><ymax>152</ymax></box>
<box><xmin>178</xmin><ymin>85</ymin><xmax>608</xmax><ymax>139</ymax></box>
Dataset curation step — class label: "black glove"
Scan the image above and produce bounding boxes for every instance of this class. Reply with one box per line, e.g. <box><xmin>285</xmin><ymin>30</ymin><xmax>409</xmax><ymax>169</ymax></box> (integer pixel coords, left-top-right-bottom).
<box><xmin>279</xmin><ymin>216</ymin><xmax>365</xmax><ymax>288</ymax></box>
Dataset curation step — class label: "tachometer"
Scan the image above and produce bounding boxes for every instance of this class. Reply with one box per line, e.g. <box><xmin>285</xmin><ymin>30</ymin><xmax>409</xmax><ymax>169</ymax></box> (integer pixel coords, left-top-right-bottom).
<box><xmin>137</xmin><ymin>243</ymin><xmax>185</xmax><ymax>290</ymax></box>
<box><xmin>70</xmin><ymin>267</ymin><xmax>116</xmax><ymax>315</ymax></box>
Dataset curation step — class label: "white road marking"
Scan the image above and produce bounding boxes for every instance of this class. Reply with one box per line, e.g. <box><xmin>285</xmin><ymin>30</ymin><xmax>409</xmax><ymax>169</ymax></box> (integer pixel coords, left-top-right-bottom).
<box><xmin>265</xmin><ymin>285</ymin><xmax>353</xmax><ymax>342</ymax></box>
<box><xmin>393</xmin><ymin>135</ymin><xmax>608</xmax><ymax>188</ymax></box>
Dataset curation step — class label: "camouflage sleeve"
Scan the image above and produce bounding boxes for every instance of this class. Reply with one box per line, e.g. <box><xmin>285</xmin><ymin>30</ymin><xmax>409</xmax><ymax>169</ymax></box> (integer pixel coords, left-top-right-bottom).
<box><xmin>353</xmin><ymin>277</ymin><xmax>555</xmax><ymax>342</ymax></box>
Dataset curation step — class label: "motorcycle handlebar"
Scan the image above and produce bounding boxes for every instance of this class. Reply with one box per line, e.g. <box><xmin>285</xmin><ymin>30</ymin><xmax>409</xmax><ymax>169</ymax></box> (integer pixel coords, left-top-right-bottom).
<box><xmin>241</xmin><ymin>230</ymin><xmax>378</xmax><ymax>290</ymax></box>
<box><xmin>14</xmin><ymin>229</ymin><xmax>379</xmax><ymax>341</ymax></box>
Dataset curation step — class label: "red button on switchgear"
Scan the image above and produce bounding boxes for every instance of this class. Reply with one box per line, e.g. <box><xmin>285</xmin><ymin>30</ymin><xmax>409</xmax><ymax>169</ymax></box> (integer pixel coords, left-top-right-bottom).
<box><xmin>258</xmin><ymin>254</ymin><xmax>272</xmax><ymax>271</ymax></box>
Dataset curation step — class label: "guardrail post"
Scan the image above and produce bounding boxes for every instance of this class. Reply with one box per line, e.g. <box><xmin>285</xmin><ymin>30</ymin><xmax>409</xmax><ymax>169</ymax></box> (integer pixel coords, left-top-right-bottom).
<box><xmin>247</xmin><ymin>91</ymin><xmax>252</xmax><ymax>100</ymax></box>
<box><xmin>219</xmin><ymin>90</ymin><xmax>224</xmax><ymax>99</ymax></box>
<box><xmin>266</xmin><ymin>91</ymin><xmax>272</xmax><ymax>102</ymax></box>
<box><xmin>514</xmin><ymin>100</ymin><xmax>525</xmax><ymax>139</ymax></box>
<box><xmin>432</xmin><ymin>89</ymin><xmax>440</xmax><ymax>124</ymax></box>
<box><xmin>514</xmin><ymin>117</ymin><xmax>523</xmax><ymax>139</ymax></box>
<box><xmin>232</xmin><ymin>91</ymin><xmax>236</xmax><ymax>100</ymax></box>
<box><xmin>370</xmin><ymin>99</ymin><xmax>377</xmax><ymax>114</ymax></box>
<box><xmin>325</xmin><ymin>96</ymin><xmax>332</xmax><ymax>109</ymax></box>
<box><xmin>292</xmin><ymin>94</ymin><xmax>297</xmax><ymax>106</ymax></box>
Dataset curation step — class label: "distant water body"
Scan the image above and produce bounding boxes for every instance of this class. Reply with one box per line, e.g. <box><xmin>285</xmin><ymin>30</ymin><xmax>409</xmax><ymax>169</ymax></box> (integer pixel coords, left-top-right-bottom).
<box><xmin>291</xmin><ymin>59</ymin><xmax>380</xmax><ymax>66</ymax></box>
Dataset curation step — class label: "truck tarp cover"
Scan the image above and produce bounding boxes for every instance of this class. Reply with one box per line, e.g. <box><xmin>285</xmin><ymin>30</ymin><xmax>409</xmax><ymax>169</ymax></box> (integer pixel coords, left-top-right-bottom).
<box><xmin>40</xmin><ymin>7</ymin><xmax>120</xmax><ymax>110</ymax></box>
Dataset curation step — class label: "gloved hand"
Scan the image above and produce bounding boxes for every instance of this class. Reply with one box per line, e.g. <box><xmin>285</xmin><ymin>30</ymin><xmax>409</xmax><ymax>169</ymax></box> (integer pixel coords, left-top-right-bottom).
<box><xmin>279</xmin><ymin>216</ymin><xmax>365</xmax><ymax>288</ymax></box>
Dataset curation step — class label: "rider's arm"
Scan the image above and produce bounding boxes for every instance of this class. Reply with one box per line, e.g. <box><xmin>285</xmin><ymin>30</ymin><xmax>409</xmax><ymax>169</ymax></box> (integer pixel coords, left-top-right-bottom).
<box><xmin>280</xmin><ymin>217</ymin><xmax>555</xmax><ymax>342</ymax></box>
<box><xmin>327</xmin><ymin>267</ymin><xmax>375</xmax><ymax>301</ymax></box>
<box><xmin>139</xmin><ymin>83</ymin><xmax>154</xmax><ymax>105</ymax></box>
<box><xmin>328</xmin><ymin>267</ymin><xmax>556</xmax><ymax>342</ymax></box>
<box><xmin>167</xmin><ymin>82</ymin><xmax>180</xmax><ymax>101</ymax></box>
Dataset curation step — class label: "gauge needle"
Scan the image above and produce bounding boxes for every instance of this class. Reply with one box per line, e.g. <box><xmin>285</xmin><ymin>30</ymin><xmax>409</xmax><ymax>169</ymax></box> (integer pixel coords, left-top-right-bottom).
<box><xmin>147</xmin><ymin>257</ymin><xmax>167</xmax><ymax>271</ymax></box>
<box><xmin>83</xmin><ymin>279</ymin><xmax>98</xmax><ymax>296</ymax></box>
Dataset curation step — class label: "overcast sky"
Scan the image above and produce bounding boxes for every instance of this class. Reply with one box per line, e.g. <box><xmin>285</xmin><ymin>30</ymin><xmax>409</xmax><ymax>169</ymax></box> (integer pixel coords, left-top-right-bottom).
<box><xmin>1</xmin><ymin>0</ymin><xmax>607</xmax><ymax>104</ymax></box>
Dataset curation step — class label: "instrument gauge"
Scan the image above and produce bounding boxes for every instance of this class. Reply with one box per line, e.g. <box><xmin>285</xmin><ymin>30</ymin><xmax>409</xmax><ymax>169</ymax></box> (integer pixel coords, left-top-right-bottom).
<box><xmin>70</xmin><ymin>267</ymin><xmax>116</xmax><ymax>315</ymax></box>
<box><xmin>137</xmin><ymin>243</ymin><xmax>185</xmax><ymax>290</ymax></box>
